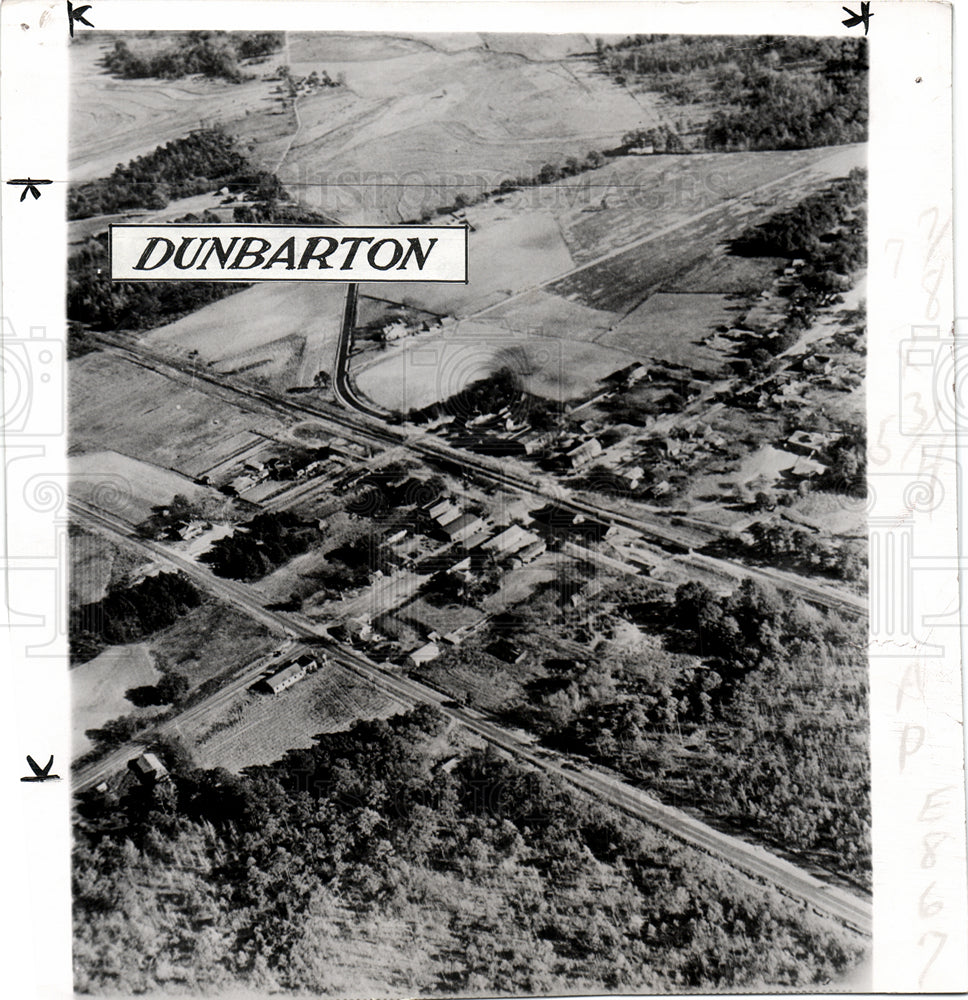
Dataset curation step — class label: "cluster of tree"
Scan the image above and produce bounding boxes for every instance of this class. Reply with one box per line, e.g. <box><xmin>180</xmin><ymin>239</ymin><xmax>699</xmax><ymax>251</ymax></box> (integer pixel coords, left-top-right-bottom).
<box><xmin>68</xmin><ymin>128</ymin><xmax>252</xmax><ymax>219</ymax></box>
<box><xmin>423</xmin><ymin>550</ymin><xmax>505</xmax><ymax>607</ymax></box>
<box><xmin>73</xmin><ymin>706</ymin><xmax>864</xmax><ymax>994</ymax></box>
<box><xmin>231</xmin><ymin>197</ymin><xmax>332</xmax><ymax>224</ymax></box>
<box><xmin>734</xmin><ymin>171</ymin><xmax>867</xmax><ymax>355</ymax></box>
<box><xmin>732</xmin><ymin>170</ymin><xmax>867</xmax><ymax>260</ymax></box>
<box><xmin>136</xmin><ymin>493</ymin><xmax>230</xmax><ymax>541</ymax></box>
<box><xmin>325</xmin><ymin>536</ymin><xmax>403</xmax><ymax>582</ymax></box>
<box><xmin>703</xmin><ymin>58</ymin><xmax>867</xmax><ymax>151</ymax></box>
<box><xmin>99</xmin><ymin>32</ymin><xmax>283</xmax><ymax>83</ymax></box>
<box><xmin>407</xmin><ymin>366</ymin><xmax>561</xmax><ymax>431</ymax></box>
<box><xmin>67</xmin><ymin>321</ymin><xmax>100</xmax><ymax>359</ymax></box>
<box><xmin>199</xmin><ymin>512</ymin><xmax>323</xmax><ymax>581</ymax></box>
<box><xmin>456</xmin><ymin>573</ymin><xmax>870</xmax><ymax>886</ymax></box>
<box><xmin>68</xmin><ymin>234</ymin><xmax>246</xmax><ymax>331</ymax></box>
<box><xmin>820</xmin><ymin>426</ymin><xmax>866</xmax><ymax>497</ymax></box>
<box><xmin>746</xmin><ymin>521</ymin><xmax>865</xmax><ymax>582</ymax></box>
<box><xmin>621</xmin><ymin>124</ymin><xmax>686</xmax><ymax>153</ymax></box>
<box><xmin>70</xmin><ymin>572</ymin><xmax>202</xmax><ymax>665</ymax></box>
<box><xmin>125</xmin><ymin>670</ymin><xmax>191</xmax><ymax>708</ymax></box>
<box><xmin>595</xmin><ymin>35</ymin><xmax>867</xmax><ymax>152</ymax></box>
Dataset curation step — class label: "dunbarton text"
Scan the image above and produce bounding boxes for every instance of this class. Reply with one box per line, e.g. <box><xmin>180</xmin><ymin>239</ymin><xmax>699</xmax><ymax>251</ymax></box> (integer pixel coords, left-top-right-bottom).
<box><xmin>133</xmin><ymin>234</ymin><xmax>440</xmax><ymax>272</ymax></box>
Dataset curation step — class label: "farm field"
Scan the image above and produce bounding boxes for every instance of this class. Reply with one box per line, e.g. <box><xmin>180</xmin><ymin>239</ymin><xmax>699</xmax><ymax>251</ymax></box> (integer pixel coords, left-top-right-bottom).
<box><xmin>69</xmin><ymin>35</ymin><xmax>287</xmax><ymax>182</ymax></box>
<box><xmin>149</xmin><ymin>600</ymin><xmax>277</xmax><ymax>690</ymax></box>
<box><xmin>190</xmin><ymin>663</ymin><xmax>406</xmax><ymax>772</ymax></box>
<box><xmin>145</xmin><ymin>281</ymin><xmax>348</xmax><ymax>389</ymax></box>
<box><xmin>69</xmin><ymin>450</ymin><xmax>218</xmax><ymax>524</ymax></box>
<box><xmin>69</xmin><ymin>352</ymin><xmax>291</xmax><ymax>475</ymax></box>
<box><xmin>349</xmin><ymin>143</ymin><xmax>865</xmax><ymax>406</ymax></box>
<box><xmin>70</xmin><ymin>526</ymin><xmax>146</xmax><ymax>606</ymax></box>
<box><xmin>597</xmin><ymin>292</ymin><xmax>743</xmax><ymax>375</ymax></box>
<box><xmin>72</xmin><ymin>644</ymin><xmax>162</xmax><ymax>758</ymax></box>
<box><xmin>467</xmin><ymin>144</ymin><xmax>862</xmax><ymax>265</ymax></box>
<box><xmin>279</xmin><ymin>34</ymin><xmax>653</xmax><ymax>223</ymax></box>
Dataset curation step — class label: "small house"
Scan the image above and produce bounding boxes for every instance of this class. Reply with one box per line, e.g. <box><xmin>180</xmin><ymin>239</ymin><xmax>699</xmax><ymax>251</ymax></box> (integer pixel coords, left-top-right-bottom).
<box><xmin>128</xmin><ymin>752</ymin><xmax>169</xmax><ymax>785</ymax></box>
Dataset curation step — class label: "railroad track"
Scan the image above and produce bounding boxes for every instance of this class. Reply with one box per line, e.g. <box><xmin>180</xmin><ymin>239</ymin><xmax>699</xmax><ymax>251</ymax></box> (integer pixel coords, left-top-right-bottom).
<box><xmin>69</xmin><ymin>498</ymin><xmax>871</xmax><ymax>935</ymax></box>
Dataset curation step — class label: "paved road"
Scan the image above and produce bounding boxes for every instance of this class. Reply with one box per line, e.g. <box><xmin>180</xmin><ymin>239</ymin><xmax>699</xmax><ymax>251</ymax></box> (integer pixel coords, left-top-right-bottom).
<box><xmin>70</xmin><ymin>498</ymin><xmax>870</xmax><ymax>935</ymax></box>
<box><xmin>331</xmin><ymin>282</ymin><xmax>393</xmax><ymax>420</ymax></box>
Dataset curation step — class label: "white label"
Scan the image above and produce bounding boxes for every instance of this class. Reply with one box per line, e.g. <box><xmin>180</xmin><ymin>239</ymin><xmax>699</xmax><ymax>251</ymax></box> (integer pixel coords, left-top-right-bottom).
<box><xmin>110</xmin><ymin>225</ymin><xmax>468</xmax><ymax>282</ymax></box>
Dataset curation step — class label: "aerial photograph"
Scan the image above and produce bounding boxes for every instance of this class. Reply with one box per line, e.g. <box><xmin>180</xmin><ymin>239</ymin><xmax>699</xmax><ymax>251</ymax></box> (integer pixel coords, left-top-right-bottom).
<box><xmin>67</xmin><ymin>29</ymin><xmax>870</xmax><ymax>996</ymax></box>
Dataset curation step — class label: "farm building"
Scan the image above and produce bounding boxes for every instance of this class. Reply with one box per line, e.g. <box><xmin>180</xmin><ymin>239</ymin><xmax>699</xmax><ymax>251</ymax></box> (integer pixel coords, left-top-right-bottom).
<box><xmin>567</xmin><ymin>438</ymin><xmax>603</xmax><ymax>469</ymax></box>
<box><xmin>602</xmin><ymin>363</ymin><xmax>649</xmax><ymax>388</ymax></box>
<box><xmin>429</xmin><ymin>500</ymin><xmax>463</xmax><ymax>526</ymax></box>
<box><xmin>791</xmin><ymin>457</ymin><xmax>828</xmax><ymax>479</ymax></box>
<box><xmin>787</xmin><ymin>430</ymin><xmax>839</xmax><ymax>457</ymax></box>
<box><xmin>442</xmin><ymin>513</ymin><xmax>488</xmax><ymax>544</ymax></box>
<box><xmin>264</xmin><ymin>655</ymin><xmax>318</xmax><ymax>695</ymax></box>
<box><xmin>408</xmin><ymin>642</ymin><xmax>440</xmax><ymax>667</ymax></box>
<box><xmin>482</xmin><ymin>524</ymin><xmax>542</xmax><ymax>558</ymax></box>
<box><xmin>128</xmin><ymin>752</ymin><xmax>169</xmax><ymax>785</ymax></box>
<box><xmin>514</xmin><ymin>539</ymin><xmax>548</xmax><ymax>564</ymax></box>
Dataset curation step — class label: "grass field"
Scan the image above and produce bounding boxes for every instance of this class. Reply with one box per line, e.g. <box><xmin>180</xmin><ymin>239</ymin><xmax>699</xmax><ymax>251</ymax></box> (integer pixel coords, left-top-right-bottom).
<box><xmin>279</xmin><ymin>33</ymin><xmax>652</xmax><ymax>223</ymax></box>
<box><xmin>70</xmin><ymin>527</ymin><xmax>146</xmax><ymax>606</ymax></box>
<box><xmin>69</xmin><ymin>352</ymin><xmax>290</xmax><ymax>476</ymax></box>
<box><xmin>350</xmin><ymin>142</ymin><xmax>865</xmax><ymax>405</ymax></box>
<box><xmin>69</xmin><ymin>35</ymin><xmax>286</xmax><ymax>182</ymax></box>
<box><xmin>72</xmin><ymin>644</ymin><xmax>162</xmax><ymax>758</ymax></box>
<box><xmin>144</xmin><ymin>282</ymin><xmax>348</xmax><ymax>389</ymax></box>
<box><xmin>190</xmin><ymin>663</ymin><xmax>406</xmax><ymax>772</ymax></box>
<box><xmin>597</xmin><ymin>292</ymin><xmax>743</xmax><ymax>375</ymax></box>
<box><xmin>149</xmin><ymin>600</ymin><xmax>276</xmax><ymax>690</ymax></box>
<box><xmin>70</xmin><ymin>450</ymin><xmax>217</xmax><ymax>523</ymax></box>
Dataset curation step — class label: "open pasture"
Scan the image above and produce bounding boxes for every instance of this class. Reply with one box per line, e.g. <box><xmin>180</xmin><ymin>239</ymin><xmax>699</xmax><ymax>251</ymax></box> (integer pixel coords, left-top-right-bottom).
<box><xmin>190</xmin><ymin>663</ymin><xmax>406</xmax><ymax>772</ymax></box>
<box><xmin>70</xmin><ymin>527</ymin><xmax>146</xmax><ymax>607</ymax></box>
<box><xmin>70</xmin><ymin>450</ymin><xmax>217</xmax><ymax>524</ymax></box>
<box><xmin>150</xmin><ymin>601</ymin><xmax>277</xmax><ymax>690</ymax></box>
<box><xmin>361</xmin><ymin>209</ymin><xmax>574</xmax><ymax>318</ymax></box>
<box><xmin>597</xmin><ymin>292</ymin><xmax>743</xmax><ymax>375</ymax></box>
<box><xmin>477</xmin><ymin>144</ymin><xmax>864</xmax><ymax>266</ymax></box>
<box><xmin>278</xmin><ymin>35</ymin><xmax>652</xmax><ymax>223</ymax></box>
<box><xmin>69</xmin><ymin>352</ymin><xmax>289</xmax><ymax>475</ymax></box>
<box><xmin>69</xmin><ymin>35</ymin><xmax>285</xmax><ymax>182</ymax></box>
<box><xmin>72</xmin><ymin>644</ymin><xmax>162</xmax><ymax>758</ymax></box>
<box><xmin>145</xmin><ymin>281</ymin><xmax>347</xmax><ymax>389</ymax></box>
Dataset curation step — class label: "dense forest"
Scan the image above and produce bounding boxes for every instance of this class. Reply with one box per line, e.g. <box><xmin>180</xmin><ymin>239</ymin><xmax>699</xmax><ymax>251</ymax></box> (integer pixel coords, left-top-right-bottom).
<box><xmin>99</xmin><ymin>32</ymin><xmax>283</xmax><ymax>83</ymax></box>
<box><xmin>199</xmin><ymin>512</ymin><xmax>324</xmax><ymax>581</ymax></box>
<box><xmin>73</xmin><ymin>706</ymin><xmax>864</xmax><ymax>994</ymax></box>
<box><xmin>68</xmin><ymin>128</ymin><xmax>259</xmax><ymax>219</ymax></box>
<box><xmin>419</xmin><ymin>576</ymin><xmax>870</xmax><ymax>888</ymax></box>
<box><xmin>70</xmin><ymin>572</ymin><xmax>201</xmax><ymax>665</ymax></box>
<box><xmin>596</xmin><ymin>35</ymin><xmax>867</xmax><ymax>151</ymax></box>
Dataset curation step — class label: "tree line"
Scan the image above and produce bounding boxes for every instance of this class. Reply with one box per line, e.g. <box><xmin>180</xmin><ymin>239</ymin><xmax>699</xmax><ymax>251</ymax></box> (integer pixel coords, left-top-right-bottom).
<box><xmin>68</xmin><ymin>128</ymin><xmax>255</xmax><ymax>219</ymax></box>
<box><xmin>99</xmin><ymin>32</ymin><xmax>283</xmax><ymax>83</ymax></box>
